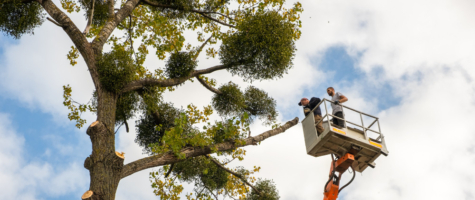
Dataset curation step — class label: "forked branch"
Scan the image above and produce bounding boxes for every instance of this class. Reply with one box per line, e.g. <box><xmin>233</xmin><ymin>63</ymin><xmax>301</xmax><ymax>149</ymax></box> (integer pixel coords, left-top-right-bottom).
<box><xmin>120</xmin><ymin>117</ymin><xmax>299</xmax><ymax>179</ymax></box>
<box><xmin>38</xmin><ymin>0</ymin><xmax>100</xmax><ymax>88</ymax></box>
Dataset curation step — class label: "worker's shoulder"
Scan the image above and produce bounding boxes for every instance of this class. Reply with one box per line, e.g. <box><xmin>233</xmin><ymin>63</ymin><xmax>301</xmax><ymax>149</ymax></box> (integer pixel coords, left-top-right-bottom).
<box><xmin>310</xmin><ymin>97</ymin><xmax>321</xmax><ymax>100</ymax></box>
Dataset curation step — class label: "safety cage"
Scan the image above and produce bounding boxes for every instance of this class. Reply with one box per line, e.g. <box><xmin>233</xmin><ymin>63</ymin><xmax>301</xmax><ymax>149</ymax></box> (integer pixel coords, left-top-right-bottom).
<box><xmin>302</xmin><ymin>99</ymin><xmax>389</xmax><ymax>173</ymax></box>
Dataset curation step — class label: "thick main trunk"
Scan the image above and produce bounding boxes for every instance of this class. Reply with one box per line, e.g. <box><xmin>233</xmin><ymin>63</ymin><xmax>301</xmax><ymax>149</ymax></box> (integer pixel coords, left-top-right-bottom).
<box><xmin>83</xmin><ymin>90</ymin><xmax>122</xmax><ymax>200</ymax></box>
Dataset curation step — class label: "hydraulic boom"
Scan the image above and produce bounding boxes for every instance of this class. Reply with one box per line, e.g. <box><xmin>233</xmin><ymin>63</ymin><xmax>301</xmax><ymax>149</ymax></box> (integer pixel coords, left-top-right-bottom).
<box><xmin>323</xmin><ymin>153</ymin><xmax>357</xmax><ymax>200</ymax></box>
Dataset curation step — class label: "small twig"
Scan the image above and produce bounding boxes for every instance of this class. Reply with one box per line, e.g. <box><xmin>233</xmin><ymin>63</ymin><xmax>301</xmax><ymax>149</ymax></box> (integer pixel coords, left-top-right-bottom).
<box><xmin>206</xmin><ymin>156</ymin><xmax>263</xmax><ymax>196</ymax></box>
<box><xmin>203</xmin><ymin>184</ymin><xmax>219</xmax><ymax>200</ymax></box>
<box><xmin>47</xmin><ymin>17</ymin><xmax>62</xmax><ymax>27</ymax></box>
<box><xmin>164</xmin><ymin>163</ymin><xmax>175</xmax><ymax>178</ymax></box>
<box><xmin>115</xmin><ymin>122</ymin><xmax>124</xmax><ymax>134</ymax></box>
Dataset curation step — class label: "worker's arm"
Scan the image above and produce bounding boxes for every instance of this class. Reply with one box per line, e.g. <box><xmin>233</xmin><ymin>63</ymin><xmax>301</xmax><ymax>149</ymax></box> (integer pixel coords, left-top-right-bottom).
<box><xmin>339</xmin><ymin>95</ymin><xmax>348</xmax><ymax>103</ymax></box>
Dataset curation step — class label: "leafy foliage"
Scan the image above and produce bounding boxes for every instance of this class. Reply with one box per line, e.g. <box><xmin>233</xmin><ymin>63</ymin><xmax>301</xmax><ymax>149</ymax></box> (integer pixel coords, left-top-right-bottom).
<box><xmin>244</xmin><ymin>86</ymin><xmax>278</xmax><ymax>125</ymax></box>
<box><xmin>220</xmin><ymin>11</ymin><xmax>296</xmax><ymax>81</ymax></box>
<box><xmin>212</xmin><ymin>83</ymin><xmax>278</xmax><ymax>125</ymax></box>
<box><xmin>62</xmin><ymin>85</ymin><xmax>97</xmax><ymax>128</ymax></box>
<box><xmin>172</xmin><ymin>156</ymin><xmax>229</xmax><ymax>190</ymax></box>
<box><xmin>212</xmin><ymin>82</ymin><xmax>245</xmax><ymax>117</ymax></box>
<box><xmin>115</xmin><ymin>91</ymin><xmax>140</xmax><ymax>125</ymax></box>
<box><xmin>97</xmin><ymin>46</ymin><xmax>137</xmax><ymax>93</ymax></box>
<box><xmin>67</xmin><ymin>46</ymin><xmax>80</xmax><ymax>66</ymax></box>
<box><xmin>246</xmin><ymin>179</ymin><xmax>280</xmax><ymax>200</ymax></box>
<box><xmin>165</xmin><ymin>51</ymin><xmax>197</xmax><ymax>79</ymax></box>
<box><xmin>135</xmin><ymin>103</ymin><xmax>184</xmax><ymax>154</ymax></box>
<box><xmin>0</xmin><ymin>0</ymin><xmax>44</xmax><ymax>39</ymax></box>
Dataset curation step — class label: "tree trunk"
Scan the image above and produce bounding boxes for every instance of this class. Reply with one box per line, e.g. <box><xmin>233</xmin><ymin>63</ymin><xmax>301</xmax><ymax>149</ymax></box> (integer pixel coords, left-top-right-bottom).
<box><xmin>83</xmin><ymin>90</ymin><xmax>122</xmax><ymax>200</ymax></box>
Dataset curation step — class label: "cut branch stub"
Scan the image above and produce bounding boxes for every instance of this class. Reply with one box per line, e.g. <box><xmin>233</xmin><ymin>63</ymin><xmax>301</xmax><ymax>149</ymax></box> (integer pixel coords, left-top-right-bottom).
<box><xmin>87</xmin><ymin>121</ymin><xmax>108</xmax><ymax>136</ymax></box>
<box><xmin>81</xmin><ymin>190</ymin><xmax>100</xmax><ymax>200</ymax></box>
<box><xmin>115</xmin><ymin>151</ymin><xmax>125</xmax><ymax>159</ymax></box>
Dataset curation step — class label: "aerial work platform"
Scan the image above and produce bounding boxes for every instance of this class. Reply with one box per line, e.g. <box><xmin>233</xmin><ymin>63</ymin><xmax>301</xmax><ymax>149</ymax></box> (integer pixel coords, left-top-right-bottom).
<box><xmin>302</xmin><ymin>99</ymin><xmax>389</xmax><ymax>173</ymax></box>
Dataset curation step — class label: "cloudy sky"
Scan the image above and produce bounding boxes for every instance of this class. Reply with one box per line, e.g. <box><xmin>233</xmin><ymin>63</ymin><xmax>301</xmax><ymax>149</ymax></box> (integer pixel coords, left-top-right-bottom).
<box><xmin>1</xmin><ymin>0</ymin><xmax>475</xmax><ymax>199</ymax></box>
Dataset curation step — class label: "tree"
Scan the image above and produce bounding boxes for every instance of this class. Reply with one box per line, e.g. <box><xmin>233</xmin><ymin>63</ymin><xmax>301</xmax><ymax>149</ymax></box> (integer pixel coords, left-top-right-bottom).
<box><xmin>0</xmin><ymin>0</ymin><xmax>303</xmax><ymax>199</ymax></box>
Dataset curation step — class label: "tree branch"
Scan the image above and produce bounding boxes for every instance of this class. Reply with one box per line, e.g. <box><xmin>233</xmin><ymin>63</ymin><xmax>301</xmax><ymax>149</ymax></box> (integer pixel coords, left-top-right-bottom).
<box><xmin>83</xmin><ymin>0</ymin><xmax>95</xmax><ymax>34</ymax></box>
<box><xmin>141</xmin><ymin>0</ymin><xmax>235</xmax><ymax>28</ymax></box>
<box><xmin>108</xmin><ymin>0</ymin><xmax>115</xmax><ymax>19</ymax></box>
<box><xmin>120</xmin><ymin>117</ymin><xmax>299</xmax><ymax>179</ymax></box>
<box><xmin>37</xmin><ymin>0</ymin><xmax>100</xmax><ymax>88</ymax></box>
<box><xmin>206</xmin><ymin>156</ymin><xmax>262</xmax><ymax>196</ymax></box>
<box><xmin>120</xmin><ymin>64</ymin><xmax>229</xmax><ymax>94</ymax></box>
<box><xmin>196</xmin><ymin>76</ymin><xmax>221</xmax><ymax>95</ymax></box>
<box><xmin>92</xmin><ymin>0</ymin><xmax>140</xmax><ymax>51</ymax></box>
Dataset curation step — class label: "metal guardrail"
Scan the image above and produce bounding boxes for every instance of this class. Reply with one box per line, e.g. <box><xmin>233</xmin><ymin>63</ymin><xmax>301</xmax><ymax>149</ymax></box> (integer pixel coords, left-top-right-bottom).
<box><xmin>305</xmin><ymin>98</ymin><xmax>384</xmax><ymax>142</ymax></box>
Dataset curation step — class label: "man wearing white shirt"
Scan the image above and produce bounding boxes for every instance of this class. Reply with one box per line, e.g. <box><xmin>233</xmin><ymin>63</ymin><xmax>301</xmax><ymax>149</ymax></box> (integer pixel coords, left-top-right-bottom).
<box><xmin>327</xmin><ymin>87</ymin><xmax>349</xmax><ymax>128</ymax></box>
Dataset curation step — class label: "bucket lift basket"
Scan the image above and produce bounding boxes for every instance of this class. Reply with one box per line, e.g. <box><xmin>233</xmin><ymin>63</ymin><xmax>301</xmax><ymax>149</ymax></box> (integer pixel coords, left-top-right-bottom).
<box><xmin>302</xmin><ymin>99</ymin><xmax>389</xmax><ymax>173</ymax></box>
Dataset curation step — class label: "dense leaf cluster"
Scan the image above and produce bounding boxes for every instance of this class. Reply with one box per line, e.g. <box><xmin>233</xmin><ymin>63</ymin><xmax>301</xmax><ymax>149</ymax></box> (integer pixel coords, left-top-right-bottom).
<box><xmin>244</xmin><ymin>86</ymin><xmax>277</xmax><ymax>125</ymax></box>
<box><xmin>220</xmin><ymin>11</ymin><xmax>296</xmax><ymax>81</ymax></box>
<box><xmin>172</xmin><ymin>156</ymin><xmax>229</xmax><ymax>190</ymax></box>
<box><xmin>165</xmin><ymin>51</ymin><xmax>197</xmax><ymax>79</ymax></box>
<box><xmin>212</xmin><ymin>82</ymin><xmax>245</xmax><ymax>116</ymax></box>
<box><xmin>97</xmin><ymin>47</ymin><xmax>137</xmax><ymax>93</ymax></box>
<box><xmin>212</xmin><ymin>83</ymin><xmax>278</xmax><ymax>125</ymax></box>
<box><xmin>135</xmin><ymin>103</ymin><xmax>184</xmax><ymax>154</ymax></box>
<box><xmin>115</xmin><ymin>91</ymin><xmax>140</xmax><ymax>125</ymax></box>
<box><xmin>246</xmin><ymin>179</ymin><xmax>280</xmax><ymax>200</ymax></box>
<box><xmin>0</xmin><ymin>0</ymin><xmax>44</xmax><ymax>39</ymax></box>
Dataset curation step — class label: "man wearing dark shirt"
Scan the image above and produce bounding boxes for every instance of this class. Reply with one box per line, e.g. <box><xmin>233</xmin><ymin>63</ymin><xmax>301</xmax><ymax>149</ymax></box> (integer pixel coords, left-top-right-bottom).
<box><xmin>299</xmin><ymin>97</ymin><xmax>324</xmax><ymax>135</ymax></box>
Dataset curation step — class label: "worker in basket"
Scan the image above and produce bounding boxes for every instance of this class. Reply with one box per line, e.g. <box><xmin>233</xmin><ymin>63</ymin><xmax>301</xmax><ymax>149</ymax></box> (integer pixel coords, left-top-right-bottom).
<box><xmin>327</xmin><ymin>87</ymin><xmax>348</xmax><ymax>128</ymax></box>
<box><xmin>299</xmin><ymin>97</ymin><xmax>324</xmax><ymax>135</ymax></box>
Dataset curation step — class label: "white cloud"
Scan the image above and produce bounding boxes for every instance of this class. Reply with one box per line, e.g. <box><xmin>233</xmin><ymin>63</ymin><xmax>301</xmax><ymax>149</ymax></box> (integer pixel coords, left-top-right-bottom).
<box><xmin>0</xmin><ymin>113</ymin><xmax>89</xmax><ymax>200</ymax></box>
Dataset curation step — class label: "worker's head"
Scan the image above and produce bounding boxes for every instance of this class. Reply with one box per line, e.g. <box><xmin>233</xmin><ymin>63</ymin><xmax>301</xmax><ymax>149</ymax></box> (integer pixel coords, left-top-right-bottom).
<box><xmin>327</xmin><ymin>87</ymin><xmax>335</xmax><ymax>96</ymax></box>
<box><xmin>299</xmin><ymin>98</ymin><xmax>309</xmax><ymax>106</ymax></box>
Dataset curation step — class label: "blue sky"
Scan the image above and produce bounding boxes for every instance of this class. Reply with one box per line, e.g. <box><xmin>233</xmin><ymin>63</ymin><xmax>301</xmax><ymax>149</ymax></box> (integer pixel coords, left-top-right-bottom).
<box><xmin>2</xmin><ymin>0</ymin><xmax>475</xmax><ymax>199</ymax></box>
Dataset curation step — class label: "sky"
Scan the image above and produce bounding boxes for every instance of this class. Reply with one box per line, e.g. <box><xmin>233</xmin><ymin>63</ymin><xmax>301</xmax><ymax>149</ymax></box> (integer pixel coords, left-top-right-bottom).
<box><xmin>1</xmin><ymin>0</ymin><xmax>475</xmax><ymax>199</ymax></box>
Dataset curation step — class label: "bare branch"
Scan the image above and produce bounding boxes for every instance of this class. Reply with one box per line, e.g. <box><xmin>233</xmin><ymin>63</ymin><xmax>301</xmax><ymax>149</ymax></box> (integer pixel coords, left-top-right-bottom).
<box><xmin>196</xmin><ymin>76</ymin><xmax>222</xmax><ymax>95</ymax></box>
<box><xmin>193</xmin><ymin>35</ymin><xmax>212</xmax><ymax>61</ymax></box>
<box><xmin>207</xmin><ymin>156</ymin><xmax>262</xmax><ymax>196</ymax></box>
<box><xmin>83</xmin><ymin>0</ymin><xmax>95</xmax><ymax>34</ymax></box>
<box><xmin>198</xmin><ymin>12</ymin><xmax>235</xmax><ymax>28</ymax></box>
<box><xmin>141</xmin><ymin>0</ymin><xmax>236</xmax><ymax>28</ymax></box>
<box><xmin>120</xmin><ymin>64</ymin><xmax>229</xmax><ymax>94</ymax></box>
<box><xmin>38</xmin><ymin>0</ymin><xmax>100</xmax><ymax>88</ymax></box>
<box><xmin>120</xmin><ymin>117</ymin><xmax>299</xmax><ymax>179</ymax></box>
